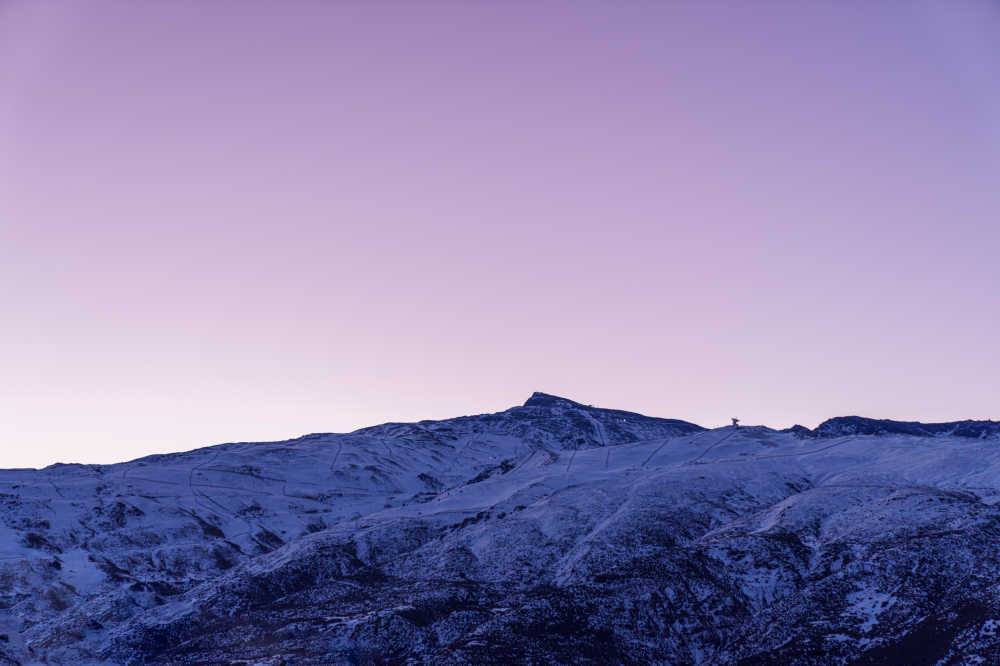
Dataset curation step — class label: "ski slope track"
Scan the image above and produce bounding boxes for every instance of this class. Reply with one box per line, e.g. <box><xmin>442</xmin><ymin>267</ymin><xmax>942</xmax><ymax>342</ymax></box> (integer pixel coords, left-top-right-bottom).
<box><xmin>3</xmin><ymin>393</ymin><xmax>1000</xmax><ymax>664</ymax></box>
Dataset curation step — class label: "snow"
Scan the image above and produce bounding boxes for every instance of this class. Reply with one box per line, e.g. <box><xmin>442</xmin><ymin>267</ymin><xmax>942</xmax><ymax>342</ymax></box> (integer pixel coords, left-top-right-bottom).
<box><xmin>845</xmin><ymin>589</ymin><xmax>896</xmax><ymax>633</ymax></box>
<box><xmin>1</xmin><ymin>395</ymin><xmax>1000</xmax><ymax>663</ymax></box>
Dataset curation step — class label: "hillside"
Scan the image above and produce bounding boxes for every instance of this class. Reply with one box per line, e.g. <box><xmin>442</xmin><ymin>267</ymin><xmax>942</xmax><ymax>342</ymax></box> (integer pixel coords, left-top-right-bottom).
<box><xmin>2</xmin><ymin>394</ymin><xmax>1000</xmax><ymax>664</ymax></box>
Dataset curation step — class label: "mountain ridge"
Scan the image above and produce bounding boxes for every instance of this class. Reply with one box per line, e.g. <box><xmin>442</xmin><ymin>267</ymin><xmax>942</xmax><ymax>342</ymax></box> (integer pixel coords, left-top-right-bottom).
<box><xmin>3</xmin><ymin>393</ymin><xmax>1000</xmax><ymax>664</ymax></box>
<box><xmin>34</xmin><ymin>392</ymin><xmax>1000</xmax><ymax>470</ymax></box>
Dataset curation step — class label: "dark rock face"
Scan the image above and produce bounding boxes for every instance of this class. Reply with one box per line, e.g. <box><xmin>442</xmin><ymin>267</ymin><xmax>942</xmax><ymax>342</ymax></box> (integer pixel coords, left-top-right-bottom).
<box><xmin>815</xmin><ymin>416</ymin><xmax>1000</xmax><ymax>440</ymax></box>
<box><xmin>2</xmin><ymin>395</ymin><xmax>1000</xmax><ymax>664</ymax></box>
<box><xmin>780</xmin><ymin>424</ymin><xmax>816</xmax><ymax>438</ymax></box>
<box><xmin>522</xmin><ymin>391</ymin><xmax>581</xmax><ymax>408</ymax></box>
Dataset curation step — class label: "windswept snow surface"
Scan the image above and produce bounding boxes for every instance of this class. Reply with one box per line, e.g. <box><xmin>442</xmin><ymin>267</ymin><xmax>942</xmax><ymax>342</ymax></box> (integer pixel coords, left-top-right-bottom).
<box><xmin>2</xmin><ymin>393</ymin><xmax>1000</xmax><ymax>664</ymax></box>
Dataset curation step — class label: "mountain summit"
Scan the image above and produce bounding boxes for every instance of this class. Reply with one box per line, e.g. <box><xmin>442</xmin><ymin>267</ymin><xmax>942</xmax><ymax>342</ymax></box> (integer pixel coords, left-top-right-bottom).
<box><xmin>522</xmin><ymin>391</ymin><xmax>579</xmax><ymax>407</ymax></box>
<box><xmin>2</xmin><ymin>396</ymin><xmax>1000</xmax><ymax>664</ymax></box>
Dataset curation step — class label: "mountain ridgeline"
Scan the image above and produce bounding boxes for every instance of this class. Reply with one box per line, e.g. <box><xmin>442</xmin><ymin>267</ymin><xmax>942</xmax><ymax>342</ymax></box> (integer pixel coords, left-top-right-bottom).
<box><xmin>2</xmin><ymin>393</ymin><xmax>1000</xmax><ymax>664</ymax></box>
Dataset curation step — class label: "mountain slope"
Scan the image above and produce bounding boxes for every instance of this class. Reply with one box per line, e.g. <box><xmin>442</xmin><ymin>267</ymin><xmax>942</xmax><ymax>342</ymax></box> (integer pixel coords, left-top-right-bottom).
<box><xmin>2</xmin><ymin>395</ymin><xmax>1000</xmax><ymax>664</ymax></box>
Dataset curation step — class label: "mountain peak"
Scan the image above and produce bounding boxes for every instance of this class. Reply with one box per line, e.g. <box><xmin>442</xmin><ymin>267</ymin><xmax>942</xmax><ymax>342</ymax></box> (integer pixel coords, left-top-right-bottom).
<box><xmin>522</xmin><ymin>392</ymin><xmax>585</xmax><ymax>408</ymax></box>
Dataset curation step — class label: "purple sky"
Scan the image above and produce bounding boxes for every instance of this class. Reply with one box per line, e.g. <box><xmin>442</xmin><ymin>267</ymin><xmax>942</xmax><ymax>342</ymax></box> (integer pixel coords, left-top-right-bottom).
<box><xmin>2</xmin><ymin>1</ymin><xmax>999</xmax><ymax>468</ymax></box>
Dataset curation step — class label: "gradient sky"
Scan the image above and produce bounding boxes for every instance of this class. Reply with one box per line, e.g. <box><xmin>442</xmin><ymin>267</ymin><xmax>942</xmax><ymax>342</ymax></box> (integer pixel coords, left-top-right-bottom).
<box><xmin>2</xmin><ymin>1</ymin><xmax>999</xmax><ymax>469</ymax></box>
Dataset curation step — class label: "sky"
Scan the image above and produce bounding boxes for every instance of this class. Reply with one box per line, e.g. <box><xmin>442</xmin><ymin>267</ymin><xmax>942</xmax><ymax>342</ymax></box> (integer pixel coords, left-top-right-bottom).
<box><xmin>2</xmin><ymin>1</ymin><xmax>999</xmax><ymax>469</ymax></box>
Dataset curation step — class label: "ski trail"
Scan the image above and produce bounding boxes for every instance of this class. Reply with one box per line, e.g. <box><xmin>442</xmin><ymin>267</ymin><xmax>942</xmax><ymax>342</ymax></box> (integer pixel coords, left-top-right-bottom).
<box><xmin>754</xmin><ymin>436</ymin><xmax>858</xmax><ymax>460</ymax></box>
<box><xmin>453</xmin><ymin>436</ymin><xmax>479</xmax><ymax>468</ymax></box>
<box><xmin>186</xmin><ymin>450</ymin><xmax>238</xmax><ymax>519</ymax></box>
<box><xmin>579</xmin><ymin>410</ymin><xmax>610</xmax><ymax>468</ymax></box>
<box><xmin>328</xmin><ymin>440</ymin><xmax>344</xmax><ymax>474</ymax></box>
<box><xmin>690</xmin><ymin>436</ymin><xmax>861</xmax><ymax>466</ymax></box>
<box><xmin>688</xmin><ymin>429</ymin><xmax>739</xmax><ymax>464</ymax></box>
<box><xmin>641</xmin><ymin>436</ymin><xmax>676</xmax><ymax>468</ymax></box>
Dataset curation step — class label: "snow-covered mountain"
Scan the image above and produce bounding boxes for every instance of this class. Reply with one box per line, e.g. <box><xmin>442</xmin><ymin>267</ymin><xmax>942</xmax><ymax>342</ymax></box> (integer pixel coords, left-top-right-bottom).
<box><xmin>3</xmin><ymin>393</ymin><xmax>1000</xmax><ymax>664</ymax></box>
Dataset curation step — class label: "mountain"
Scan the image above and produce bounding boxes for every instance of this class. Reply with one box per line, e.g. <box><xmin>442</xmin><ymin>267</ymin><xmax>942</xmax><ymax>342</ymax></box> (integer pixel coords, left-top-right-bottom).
<box><xmin>814</xmin><ymin>415</ymin><xmax>1000</xmax><ymax>440</ymax></box>
<box><xmin>2</xmin><ymin>394</ymin><xmax>1000</xmax><ymax>664</ymax></box>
